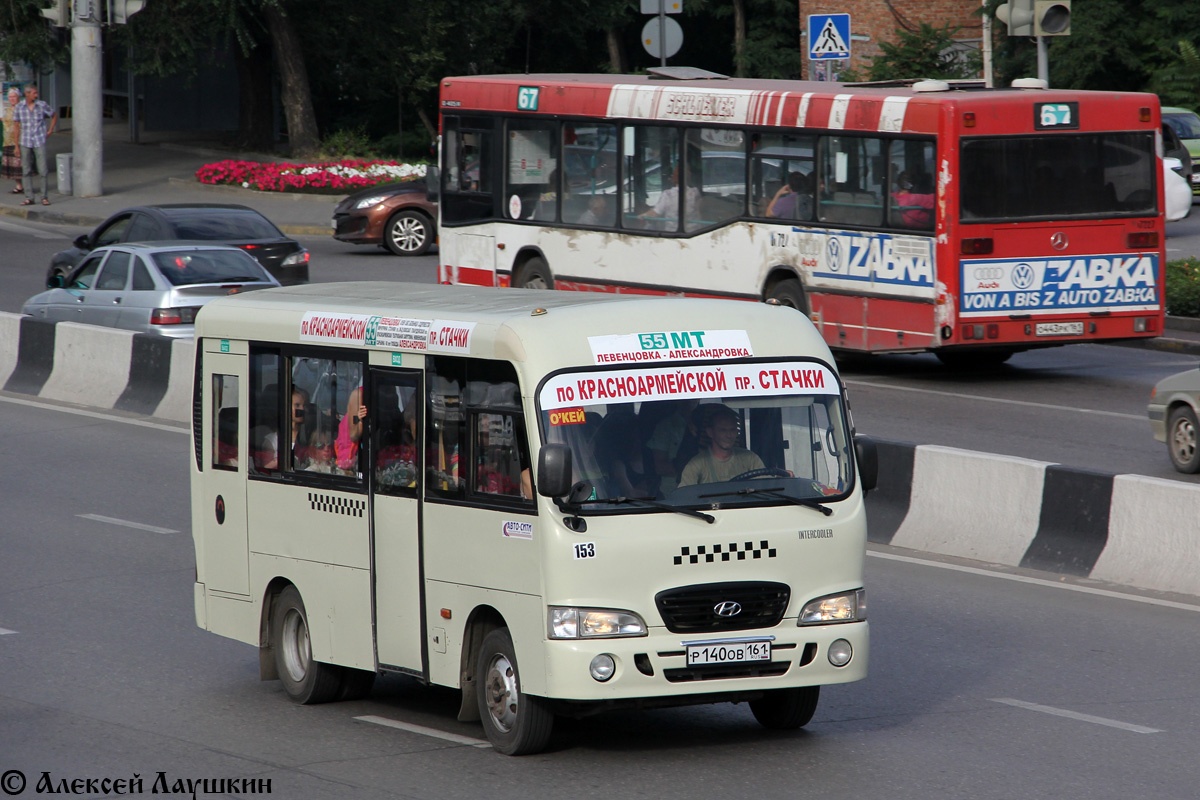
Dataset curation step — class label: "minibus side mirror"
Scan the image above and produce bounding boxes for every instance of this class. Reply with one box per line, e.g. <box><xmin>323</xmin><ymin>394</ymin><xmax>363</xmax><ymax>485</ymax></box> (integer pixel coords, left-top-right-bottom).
<box><xmin>425</xmin><ymin>167</ymin><xmax>440</xmax><ymax>202</ymax></box>
<box><xmin>854</xmin><ymin>434</ymin><xmax>878</xmax><ymax>494</ymax></box>
<box><xmin>537</xmin><ymin>443</ymin><xmax>573</xmax><ymax>498</ymax></box>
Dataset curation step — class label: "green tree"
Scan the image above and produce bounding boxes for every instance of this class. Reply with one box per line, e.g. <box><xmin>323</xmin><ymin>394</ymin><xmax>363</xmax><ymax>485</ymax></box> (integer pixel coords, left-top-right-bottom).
<box><xmin>860</xmin><ymin>23</ymin><xmax>981</xmax><ymax>82</ymax></box>
<box><xmin>1151</xmin><ymin>41</ymin><xmax>1200</xmax><ymax>109</ymax></box>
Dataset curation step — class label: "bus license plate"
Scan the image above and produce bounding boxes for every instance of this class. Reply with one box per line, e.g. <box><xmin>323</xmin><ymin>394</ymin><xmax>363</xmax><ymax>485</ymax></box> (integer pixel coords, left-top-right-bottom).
<box><xmin>1035</xmin><ymin>321</ymin><xmax>1084</xmax><ymax>337</ymax></box>
<box><xmin>686</xmin><ymin>641</ymin><xmax>771</xmax><ymax>666</ymax></box>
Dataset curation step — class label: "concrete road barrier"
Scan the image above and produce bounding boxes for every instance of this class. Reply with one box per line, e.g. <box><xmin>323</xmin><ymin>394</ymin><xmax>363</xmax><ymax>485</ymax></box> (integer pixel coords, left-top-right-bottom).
<box><xmin>865</xmin><ymin>440</ymin><xmax>1200</xmax><ymax>599</ymax></box>
<box><xmin>2</xmin><ymin>310</ymin><xmax>1197</xmax><ymax>599</ymax></box>
<box><xmin>1</xmin><ymin>312</ymin><xmax>192</xmax><ymax>422</ymax></box>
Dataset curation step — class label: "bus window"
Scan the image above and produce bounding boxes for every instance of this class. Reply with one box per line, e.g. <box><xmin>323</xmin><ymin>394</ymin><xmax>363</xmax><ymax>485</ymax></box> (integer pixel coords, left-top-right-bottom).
<box><xmin>818</xmin><ymin>136</ymin><xmax>884</xmax><ymax>227</ymax></box>
<box><xmin>427</xmin><ymin>359</ymin><xmax>466</xmax><ymax>497</ymax></box>
<box><xmin>888</xmin><ymin>140</ymin><xmax>936</xmax><ymax>230</ymax></box>
<box><xmin>441</xmin><ymin>116</ymin><xmax>495</xmax><ymax>224</ymax></box>
<box><xmin>624</xmin><ymin>125</ymin><xmax>688</xmax><ymax>232</ymax></box>
<box><xmin>685</xmin><ymin>128</ymin><xmax>746</xmax><ymax>232</ymax></box>
<box><xmin>506</xmin><ymin>120</ymin><xmax>559</xmax><ymax>222</ymax></box>
<box><xmin>212</xmin><ymin>374</ymin><xmax>239</xmax><ymax>470</ymax></box>
<box><xmin>249</xmin><ymin>352</ymin><xmax>281</xmax><ymax>475</ymax></box>
<box><xmin>291</xmin><ymin>356</ymin><xmax>364</xmax><ymax>477</ymax></box>
<box><xmin>562</xmin><ymin>123</ymin><xmax>618</xmax><ymax>228</ymax></box>
<box><xmin>752</xmin><ymin>133</ymin><xmax>815</xmax><ymax>220</ymax></box>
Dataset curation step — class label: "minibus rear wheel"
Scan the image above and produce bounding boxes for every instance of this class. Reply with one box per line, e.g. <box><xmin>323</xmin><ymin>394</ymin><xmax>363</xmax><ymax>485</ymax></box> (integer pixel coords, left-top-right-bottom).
<box><xmin>272</xmin><ymin>586</ymin><xmax>344</xmax><ymax>704</ymax></box>
<box><xmin>749</xmin><ymin>685</ymin><xmax>820</xmax><ymax>729</ymax></box>
<box><xmin>476</xmin><ymin>628</ymin><xmax>554</xmax><ymax>755</ymax></box>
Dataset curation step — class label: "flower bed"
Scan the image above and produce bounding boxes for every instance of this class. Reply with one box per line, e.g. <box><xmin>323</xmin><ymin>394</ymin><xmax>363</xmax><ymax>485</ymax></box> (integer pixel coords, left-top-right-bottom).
<box><xmin>195</xmin><ymin>159</ymin><xmax>427</xmax><ymax>193</ymax></box>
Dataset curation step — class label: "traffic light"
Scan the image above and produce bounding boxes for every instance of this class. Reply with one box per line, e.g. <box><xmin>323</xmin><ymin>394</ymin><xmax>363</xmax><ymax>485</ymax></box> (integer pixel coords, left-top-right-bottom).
<box><xmin>40</xmin><ymin>0</ymin><xmax>69</xmax><ymax>26</ymax></box>
<box><xmin>110</xmin><ymin>0</ymin><xmax>145</xmax><ymax>24</ymax></box>
<box><xmin>996</xmin><ymin>0</ymin><xmax>1071</xmax><ymax>36</ymax></box>
<box><xmin>1034</xmin><ymin>0</ymin><xmax>1070</xmax><ymax>36</ymax></box>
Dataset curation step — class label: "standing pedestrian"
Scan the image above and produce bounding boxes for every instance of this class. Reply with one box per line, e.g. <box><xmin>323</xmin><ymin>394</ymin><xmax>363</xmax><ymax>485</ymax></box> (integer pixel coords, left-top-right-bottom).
<box><xmin>1</xmin><ymin>87</ymin><xmax>23</xmax><ymax>195</ymax></box>
<box><xmin>12</xmin><ymin>84</ymin><xmax>57</xmax><ymax>206</ymax></box>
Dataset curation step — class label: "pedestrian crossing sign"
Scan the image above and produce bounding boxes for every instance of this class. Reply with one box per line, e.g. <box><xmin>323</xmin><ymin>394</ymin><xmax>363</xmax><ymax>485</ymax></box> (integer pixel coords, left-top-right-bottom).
<box><xmin>808</xmin><ymin>13</ymin><xmax>851</xmax><ymax>60</ymax></box>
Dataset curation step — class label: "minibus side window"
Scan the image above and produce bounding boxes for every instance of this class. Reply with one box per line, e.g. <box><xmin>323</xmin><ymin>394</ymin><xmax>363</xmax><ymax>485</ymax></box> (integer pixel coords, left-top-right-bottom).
<box><xmin>212</xmin><ymin>374</ymin><xmax>239</xmax><ymax>470</ymax></box>
<box><xmin>475</xmin><ymin>412</ymin><xmax>530</xmax><ymax>500</ymax></box>
<box><xmin>291</xmin><ymin>355</ymin><xmax>365</xmax><ymax>478</ymax></box>
<box><xmin>427</xmin><ymin>358</ymin><xmax>466</xmax><ymax>498</ymax></box>
<box><xmin>249</xmin><ymin>351</ymin><xmax>282</xmax><ymax>475</ymax></box>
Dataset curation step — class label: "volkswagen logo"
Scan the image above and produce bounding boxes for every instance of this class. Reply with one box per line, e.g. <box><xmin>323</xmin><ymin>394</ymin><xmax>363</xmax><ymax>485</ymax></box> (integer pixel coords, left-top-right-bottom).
<box><xmin>1050</xmin><ymin>232</ymin><xmax>1068</xmax><ymax>250</ymax></box>
<box><xmin>1011</xmin><ymin>262</ymin><xmax>1035</xmax><ymax>290</ymax></box>
<box><xmin>714</xmin><ymin>601</ymin><xmax>743</xmax><ymax>617</ymax></box>
<box><xmin>826</xmin><ymin>237</ymin><xmax>843</xmax><ymax>272</ymax></box>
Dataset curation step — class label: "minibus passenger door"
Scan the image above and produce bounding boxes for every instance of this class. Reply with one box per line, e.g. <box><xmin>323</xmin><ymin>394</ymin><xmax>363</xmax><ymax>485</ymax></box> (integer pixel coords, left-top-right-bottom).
<box><xmin>368</xmin><ymin>369</ymin><xmax>424</xmax><ymax>674</ymax></box>
<box><xmin>201</xmin><ymin>346</ymin><xmax>251</xmax><ymax>596</ymax></box>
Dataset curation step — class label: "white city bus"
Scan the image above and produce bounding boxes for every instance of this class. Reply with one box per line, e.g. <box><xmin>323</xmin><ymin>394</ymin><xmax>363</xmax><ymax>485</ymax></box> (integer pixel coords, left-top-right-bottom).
<box><xmin>190</xmin><ymin>282</ymin><xmax>877</xmax><ymax>754</ymax></box>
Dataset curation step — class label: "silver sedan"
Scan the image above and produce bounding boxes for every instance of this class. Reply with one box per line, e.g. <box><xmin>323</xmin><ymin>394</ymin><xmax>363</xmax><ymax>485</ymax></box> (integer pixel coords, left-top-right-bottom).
<box><xmin>22</xmin><ymin>242</ymin><xmax>280</xmax><ymax>338</ymax></box>
<box><xmin>1149</xmin><ymin>365</ymin><xmax>1200</xmax><ymax>472</ymax></box>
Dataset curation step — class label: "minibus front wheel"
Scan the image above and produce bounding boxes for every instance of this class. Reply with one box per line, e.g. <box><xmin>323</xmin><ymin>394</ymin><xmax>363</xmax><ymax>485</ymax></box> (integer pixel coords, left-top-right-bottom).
<box><xmin>750</xmin><ymin>685</ymin><xmax>820</xmax><ymax>730</ymax></box>
<box><xmin>476</xmin><ymin>628</ymin><xmax>554</xmax><ymax>755</ymax></box>
<box><xmin>271</xmin><ymin>585</ymin><xmax>343</xmax><ymax>704</ymax></box>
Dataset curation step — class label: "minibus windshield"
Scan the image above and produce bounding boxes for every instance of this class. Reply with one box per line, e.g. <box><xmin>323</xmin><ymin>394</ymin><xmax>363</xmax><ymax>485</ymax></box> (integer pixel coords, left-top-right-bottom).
<box><xmin>537</xmin><ymin>360</ymin><xmax>853</xmax><ymax>510</ymax></box>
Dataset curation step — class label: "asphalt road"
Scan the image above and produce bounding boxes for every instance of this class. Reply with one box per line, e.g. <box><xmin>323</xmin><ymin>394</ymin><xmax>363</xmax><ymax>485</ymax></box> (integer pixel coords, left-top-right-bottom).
<box><xmin>2</xmin><ymin>396</ymin><xmax>1198</xmax><ymax>799</ymax></box>
<box><xmin>0</xmin><ymin>217</ymin><xmax>1195</xmax><ymax>481</ymax></box>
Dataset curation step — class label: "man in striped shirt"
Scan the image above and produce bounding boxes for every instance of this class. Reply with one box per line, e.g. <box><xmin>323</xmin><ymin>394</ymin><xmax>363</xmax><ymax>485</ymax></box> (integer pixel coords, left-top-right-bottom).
<box><xmin>12</xmin><ymin>85</ymin><xmax>57</xmax><ymax>206</ymax></box>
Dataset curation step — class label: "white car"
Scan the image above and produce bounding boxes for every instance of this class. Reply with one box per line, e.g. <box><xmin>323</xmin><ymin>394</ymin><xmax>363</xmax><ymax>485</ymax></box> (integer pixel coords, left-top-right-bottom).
<box><xmin>1164</xmin><ymin>157</ymin><xmax>1192</xmax><ymax>222</ymax></box>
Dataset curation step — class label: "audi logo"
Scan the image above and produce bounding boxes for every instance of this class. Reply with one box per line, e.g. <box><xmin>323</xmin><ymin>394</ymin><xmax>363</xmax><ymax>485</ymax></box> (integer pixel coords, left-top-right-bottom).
<box><xmin>973</xmin><ymin>267</ymin><xmax>1004</xmax><ymax>280</ymax></box>
<box><xmin>714</xmin><ymin>601</ymin><xmax>743</xmax><ymax>617</ymax></box>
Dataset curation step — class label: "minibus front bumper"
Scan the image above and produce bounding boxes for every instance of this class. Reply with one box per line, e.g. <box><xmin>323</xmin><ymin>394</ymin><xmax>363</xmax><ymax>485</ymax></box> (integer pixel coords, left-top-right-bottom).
<box><xmin>539</xmin><ymin>620</ymin><xmax>868</xmax><ymax>704</ymax></box>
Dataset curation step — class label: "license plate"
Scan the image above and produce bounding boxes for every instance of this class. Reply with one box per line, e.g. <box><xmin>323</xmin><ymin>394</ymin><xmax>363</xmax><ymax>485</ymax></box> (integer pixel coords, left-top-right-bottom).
<box><xmin>1035</xmin><ymin>321</ymin><xmax>1084</xmax><ymax>337</ymax></box>
<box><xmin>1191</xmin><ymin>174</ymin><xmax>1200</xmax><ymax>185</ymax></box>
<box><xmin>685</xmin><ymin>640</ymin><xmax>771</xmax><ymax>666</ymax></box>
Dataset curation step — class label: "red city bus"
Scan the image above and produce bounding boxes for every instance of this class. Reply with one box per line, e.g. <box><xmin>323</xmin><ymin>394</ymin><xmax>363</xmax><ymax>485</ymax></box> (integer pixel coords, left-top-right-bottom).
<box><xmin>436</xmin><ymin>71</ymin><xmax>1165</xmax><ymax>365</ymax></box>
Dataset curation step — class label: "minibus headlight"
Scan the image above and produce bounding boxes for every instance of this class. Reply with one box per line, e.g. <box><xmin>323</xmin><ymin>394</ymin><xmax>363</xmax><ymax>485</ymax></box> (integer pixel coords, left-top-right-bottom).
<box><xmin>797</xmin><ymin>589</ymin><xmax>866</xmax><ymax>625</ymax></box>
<box><xmin>549</xmin><ymin>607</ymin><xmax>647</xmax><ymax>639</ymax></box>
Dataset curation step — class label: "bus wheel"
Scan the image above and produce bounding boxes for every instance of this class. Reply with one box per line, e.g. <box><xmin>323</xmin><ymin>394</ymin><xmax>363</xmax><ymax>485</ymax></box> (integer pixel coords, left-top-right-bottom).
<box><xmin>517</xmin><ymin>257</ymin><xmax>554</xmax><ymax>290</ymax></box>
<box><xmin>767</xmin><ymin>280</ymin><xmax>807</xmax><ymax>313</ymax></box>
<box><xmin>383</xmin><ymin>210</ymin><xmax>433</xmax><ymax>257</ymax></box>
<box><xmin>272</xmin><ymin>586</ymin><xmax>343</xmax><ymax>704</ymax></box>
<box><xmin>750</xmin><ymin>686</ymin><xmax>820</xmax><ymax>730</ymax></box>
<box><xmin>476</xmin><ymin>628</ymin><xmax>554</xmax><ymax>755</ymax></box>
<box><xmin>935</xmin><ymin>348</ymin><xmax>1015</xmax><ymax>369</ymax></box>
<box><xmin>1167</xmin><ymin>406</ymin><xmax>1200</xmax><ymax>473</ymax></box>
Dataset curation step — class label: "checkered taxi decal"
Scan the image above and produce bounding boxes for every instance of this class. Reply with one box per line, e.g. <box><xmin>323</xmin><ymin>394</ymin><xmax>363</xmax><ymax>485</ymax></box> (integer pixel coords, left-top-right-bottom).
<box><xmin>675</xmin><ymin>541</ymin><xmax>776</xmax><ymax>565</ymax></box>
<box><xmin>308</xmin><ymin>492</ymin><xmax>365</xmax><ymax>518</ymax></box>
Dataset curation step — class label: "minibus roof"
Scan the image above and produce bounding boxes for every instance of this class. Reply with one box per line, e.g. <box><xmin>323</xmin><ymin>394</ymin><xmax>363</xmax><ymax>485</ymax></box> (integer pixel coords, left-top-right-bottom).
<box><xmin>196</xmin><ymin>282</ymin><xmax>833</xmax><ymax>376</ymax></box>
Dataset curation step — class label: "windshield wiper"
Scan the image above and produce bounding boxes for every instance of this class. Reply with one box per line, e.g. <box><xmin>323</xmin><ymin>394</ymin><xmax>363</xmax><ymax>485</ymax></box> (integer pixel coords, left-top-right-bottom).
<box><xmin>698</xmin><ymin>485</ymin><xmax>833</xmax><ymax>516</ymax></box>
<box><xmin>587</xmin><ymin>496</ymin><xmax>715</xmax><ymax>524</ymax></box>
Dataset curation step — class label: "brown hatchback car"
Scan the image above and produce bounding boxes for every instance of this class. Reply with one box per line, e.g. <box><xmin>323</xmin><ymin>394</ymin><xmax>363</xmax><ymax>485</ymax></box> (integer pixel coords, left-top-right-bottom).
<box><xmin>332</xmin><ymin>178</ymin><xmax>437</xmax><ymax>256</ymax></box>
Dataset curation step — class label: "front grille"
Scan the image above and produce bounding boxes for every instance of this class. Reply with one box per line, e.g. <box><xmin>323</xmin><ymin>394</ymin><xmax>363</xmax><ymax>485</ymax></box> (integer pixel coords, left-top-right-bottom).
<box><xmin>663</xmin><ymin>661</ymin><xmax>791</xmax><ymax>683</ymax></box>
<box><xmin>655</xmin><ymin>581</ymin><xmax>790</xmax><ymax>633</ymax></box>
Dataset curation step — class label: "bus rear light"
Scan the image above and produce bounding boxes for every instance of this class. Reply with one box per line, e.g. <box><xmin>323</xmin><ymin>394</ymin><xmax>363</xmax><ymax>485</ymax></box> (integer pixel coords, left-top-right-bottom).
<box><xmin>1127</xmin><ymin>232</ymin><xmax>1159</xmax><ymax>248</ymax></box>
<box><xmin>151</xmin><ymin>307</ymin><xmax>200</xmax><ymax>325</ymax></box>
<box><xmin>962</xmin><ymin>324</ymin><xmax>983</xmax><ymax>339</ymax></box>
<box><xmin>963</xmin><ymin>112</ymin><xmax>976</xmax><ymax>128</ymax></box>
<box><xmin>961</xmin><ymin>238</ymin><xmax>993</xmax><ymax>255</ymax></box>
<box><xmin>986</xmin><ymin>324</ymin><xmax>999</xmax><ymax>339</ymax></box>
<box><xmin>1139</xmin><ymin>107</ymin><xmax>1151</xmax><ymax>123</ymax></box>
<box><xmin>1134</xmin><ymin>317</ymin><xmax>1156</xmax><ymax>333</ymax></box>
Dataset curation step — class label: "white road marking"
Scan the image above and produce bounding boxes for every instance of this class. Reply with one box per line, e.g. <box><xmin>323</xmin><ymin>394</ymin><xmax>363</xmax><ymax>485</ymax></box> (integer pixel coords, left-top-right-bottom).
<box><xmin>990</xmin><ymin>698</ymin><xmax>1162</xmax><ymax>734</ymax></box>
<box><xmin>355</xmin><ymin>715</ymin><xmax>492</xmax><ymax>748</ymax></box>
<box><xmin>0</xmin><ymin>627</ymin><xmax>16</xmax><ymax>635</ymax></box>
<box><xmin>844</xmin><ymin>379</ymin><xmax>1145</xmax><ymax>421</ymax></box>
<box><xmin>77</xmin><ymin>514</ymin><xmax>178</xmax><ymax>534</ymax></box>
<box><xmin>0</xmin><ymin>394</ymin><xmax>187</xmax><ymax>433</ymax></box>
<box><xmin>868</xmin><ymin>550</ymin><xmax>1200</xmax><ymax>613</ymax></box>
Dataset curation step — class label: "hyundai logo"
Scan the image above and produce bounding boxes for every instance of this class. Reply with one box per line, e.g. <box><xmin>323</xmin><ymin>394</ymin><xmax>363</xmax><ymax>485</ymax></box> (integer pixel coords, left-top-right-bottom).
<box><xmin>714</xmin><ymin>601</ymin><xmax>743</xmax><ymax>617</ymax></box>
